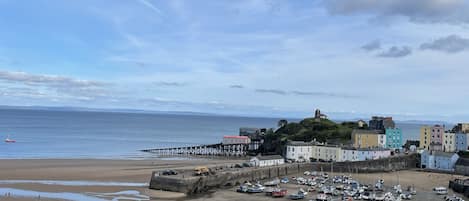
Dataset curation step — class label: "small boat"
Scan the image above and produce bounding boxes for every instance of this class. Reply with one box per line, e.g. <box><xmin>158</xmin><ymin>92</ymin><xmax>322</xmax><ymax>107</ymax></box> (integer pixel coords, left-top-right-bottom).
<box><xmin>281</xmin><ymin>177</ymin><xmax>290</xmax><ymax>183</ymax></box>
<box><xmin>316</xmin><ymin>193</ymin><xmax>331</xmax><ymax>201</ymax></box>
<box><xmin>236</xmin><ymin>185</ymin><xmax>249</xmax><ymax>193</ymax></box>
<box><xmin>265</xmin><ymin>187</ymin><xmax>274</xmax><ymax>196</ymax></box>
<box><xmin>272</xmin><ymin>188</ymin><xmax>287</xmax><ymax>197</ymax></box>
<box><xmin>434</xmin><ymin>187</ymin><xmax>448</xmax><ymax>195</ymax></box>
<box><xmin>288</xmin><ymin>193</ymin><xmax>305</xmax><ymax>200</ymax></box>
<box><xmin>407</xmin><ymin>185</ymin><xmax>417</xmax><ymax>195</ymax></box>
<box><xmin>264</xmin><ymin>178</ymin><xmax>280</xmax><ymax>186</ymax></box>
<box><xmin>400</xmin><ymin>193</ymin><xmax>412</xmax><ymax>200</ymax></box>
<box><xmin>289</xmin><ymin>189</ymin><xmax>306</xmax><ymax>200</ymax></box>
<box><xmin>5</xmin><ymin>135</ymin><xmax>16</xmax><ymax>143</ymax></box>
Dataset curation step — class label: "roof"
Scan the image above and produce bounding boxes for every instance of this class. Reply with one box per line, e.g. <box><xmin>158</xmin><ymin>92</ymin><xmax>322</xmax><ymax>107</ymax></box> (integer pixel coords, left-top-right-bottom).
<box><xmin>357</xmin><ymin>147</ymin><xmax>391</xmax><ymax>151</ymax></box>
<box><xmin>433</xmin><ymin>151</ymin><xmax>457</xmax><ymax>158</ymax></box>
<box><xmin>456</xmin><ymin>158</ymin><xmax>469</xmax><ymax>166</ymax></box>
<box><xmin>352</xmin><ymin>129</ymin><xmax>383</xmax><ymax>135</ymax></box>
<box><xmin>256</xmin><ymin>155</ymin><xmax>284</xmax><ymax>160</ymax></box>
<box><xmin>223</xmin><ymin>136</ymin><xmax>249</xmax><ymax>139</ymax></box>
<box><xmin>287</xmin><ymin>141</ymin><xmax>314</xmax><ymax>146</ymax></box>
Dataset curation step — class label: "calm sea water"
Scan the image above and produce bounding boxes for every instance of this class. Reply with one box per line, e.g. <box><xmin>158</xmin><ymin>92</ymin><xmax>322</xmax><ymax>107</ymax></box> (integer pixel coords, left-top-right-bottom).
<box><xmin>0</xmin><ymin>109</ymin><xmax>281</xmax><ymax>159</ymax></box>
<box><xmin>0</xmin><ymin>109</ymin><xmax>424</xmax><ymax>159</ymax></box>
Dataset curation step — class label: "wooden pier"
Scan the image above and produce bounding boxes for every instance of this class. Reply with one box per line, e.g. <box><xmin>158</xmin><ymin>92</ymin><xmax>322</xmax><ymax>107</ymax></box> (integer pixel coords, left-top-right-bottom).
<box><xmin>141</xmin><ymin>143</ymin><xmax>250</xmax><ymax>156</ymax></box>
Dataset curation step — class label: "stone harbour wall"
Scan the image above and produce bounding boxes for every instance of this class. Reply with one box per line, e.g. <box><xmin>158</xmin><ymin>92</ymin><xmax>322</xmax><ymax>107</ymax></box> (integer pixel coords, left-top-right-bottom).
<box><xmin>149</xmin><ymin>154</ymin><xmax>419</xmax><ymax>194</ymax></box>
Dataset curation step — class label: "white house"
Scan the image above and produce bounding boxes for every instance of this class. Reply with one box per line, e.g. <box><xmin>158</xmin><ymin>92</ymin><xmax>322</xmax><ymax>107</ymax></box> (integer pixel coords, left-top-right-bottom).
<box><xmin>312</xmin><ymin>145</ymin><xmax>341</xmax><ymax>162</ymax></box>
<box><xmin>286</xmin><ymin>141</ymin><xmax>313</xmax><ymax>162</ymax></box>
<box><xmin>421</xmin><ymin>150</ymin><xmax>459</xmax><ymax>171</ymax></box>
<box><xmin>443</xmin><ymin>131</ymin><xmax>456</xmax><ymax>152</ymax></box>
<box><xmin>222</xmin><ymin>136</ymin><xmax>251</xmax><ymax>145</ymax></box>
<box><xmin>250</xmin><ymin>155</ymin><xmax>284</xmax><ymax>167</ymax></box>
<box><xmin>341</xmin><ymin>148</ymin><xmax>359</xmax><ymax>162</ymax></box>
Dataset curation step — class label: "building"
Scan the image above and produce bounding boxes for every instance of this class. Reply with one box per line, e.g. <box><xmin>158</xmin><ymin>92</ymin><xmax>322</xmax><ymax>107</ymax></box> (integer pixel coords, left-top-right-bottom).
<box><xmin>369</xmin><ymin>116</ymin><xmax>395</xmax><ymax>132</ymax></box>
<box><xmin>403</xmin><ymin>140</ymin><xmax>420</xmax><ymax>152</ymax></box>
<box><xmin>285</xmin><ymin>141</ymin><xmax>313</xmax><ymax>162</ymax></box>
<box><xmin>314</xmin><ymin>109</ymin><xmax>328</xmax><ymax>120</ymax></box>
<box><xmin>455</xmin><ymin>157</ymin><xmax>469</xmax><ymax>176</ymax></box>
<box><xmin>420</xmin><ymin>126</ymin><xmax>432</xmax><ymax>150</ymax></box>
<box><xmin>421</xmin><ymin>150</ymin><xmax>459</xmax><ymax>171</ymax></box>
<box><xmin>352</xmin><ymin>129</ymin><xmax>386</xmax><ymax>148</ymax></box>
<box><xmin>357</xmin><ymin>120</ymin><xmax>367</xmax><ymax>128</ymax></box>
<box><xmin>385</xmin><ymin>128</ymin><xmax>403</xmax><ymax>150</ymax></box>
<box><xmin>239</xmin><ymin>127</ymin><xmax>267</xmax><ymax>140</ymax></box>
<box><xmin>222</xmin><ymin>136</ymin><xmax>251</xmax><ymax>145</ymax></box>
<box><xmin>443</xmin><ymin>131</ymin><xmax>456</xmax><ymax>152</ymax></box>
<box><xmin>250</xmin><ymin>155</ymin><xmax>284</xmax><ymax>167</ymax></box>
<box><xmin>453</xmin><ymin>123</ymin><xmax>469</xmax><ymax>134</ymax></box>
<box><xmin>311</xmin><ymin>145</ymin><xmax>341</xmax><ymax>162</ymax></box>
<box><xmin>456</xmin><ymin>133</ymin><xmax>469</xmax><ymax>151</ymax></box>
<box><xmin>341</xmin><ymin>148</ymin><xmax>359</xmax><ymax>162</ymax></box>
<box><xmin>357</xmin><ymin>148</ymin><xmax>391</xmax><ymax>161</ymax></box>
<box><xmin>431</xmin><ymin>125</ymin><xmax>444</xmax><ymax>145</ymax></box>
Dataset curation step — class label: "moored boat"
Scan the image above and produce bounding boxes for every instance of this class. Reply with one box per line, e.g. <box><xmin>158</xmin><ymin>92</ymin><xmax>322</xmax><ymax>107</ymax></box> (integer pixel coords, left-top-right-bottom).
<box><xmin>4</xmin><ymin>135</ymin><xmax>16</xmax><ymax>143</ymax></box>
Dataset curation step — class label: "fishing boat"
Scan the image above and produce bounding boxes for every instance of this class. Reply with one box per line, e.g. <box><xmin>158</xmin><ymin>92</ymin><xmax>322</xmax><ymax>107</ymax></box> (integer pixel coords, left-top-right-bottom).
<box><xmin>5</xmin><ymin>135</ymin><xmax>16</xmax><ymax>143</ymax></box>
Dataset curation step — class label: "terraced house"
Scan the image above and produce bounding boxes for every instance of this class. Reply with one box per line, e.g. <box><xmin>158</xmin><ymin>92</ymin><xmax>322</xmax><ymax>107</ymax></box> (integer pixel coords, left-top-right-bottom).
<box><xmin>385</xmin><ymin>128</ymin><xmax>403</xmax><ymax>150</ymax></box>
<box><xmin>443</xmin><ymin>131</ymin><xmax>456</xmax><ymax>152</ymax></box>
<box><xmin>352</xmin><ymin>129</ymin><xmax>386</xmax><ymax>148</ymax></box>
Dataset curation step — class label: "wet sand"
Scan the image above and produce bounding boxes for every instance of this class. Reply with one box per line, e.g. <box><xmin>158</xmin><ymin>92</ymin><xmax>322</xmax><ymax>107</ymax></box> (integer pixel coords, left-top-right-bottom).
<box><xmin>0</xmin><ymin>158</ymin><xmax>243</xmax><ymax>201</ymax></box>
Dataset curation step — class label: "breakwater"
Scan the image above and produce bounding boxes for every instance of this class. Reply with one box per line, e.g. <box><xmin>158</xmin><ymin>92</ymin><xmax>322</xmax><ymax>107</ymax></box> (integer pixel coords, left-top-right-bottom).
<box><xmin>149</xmin><ymin>154</ymin><xmax>419</xmax><ymax>194</ymax></box>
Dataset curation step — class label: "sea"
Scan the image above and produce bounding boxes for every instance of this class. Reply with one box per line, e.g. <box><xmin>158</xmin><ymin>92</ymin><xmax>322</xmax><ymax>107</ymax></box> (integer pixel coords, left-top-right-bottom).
<box><xmin>0</xmin><ymin>109</ymin><xmax>427</xmax><ymax>159</ymax></box>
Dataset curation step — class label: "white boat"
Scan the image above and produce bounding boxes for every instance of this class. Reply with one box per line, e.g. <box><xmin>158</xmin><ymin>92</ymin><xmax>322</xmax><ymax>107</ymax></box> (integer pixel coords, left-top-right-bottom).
<box><xmin>4</xmin><ymin>135</ymin><xmax>16</xmax><ymax>143</ymax></box>
<box><xmin>434</xmin><ymin>187</ymin><xmax>448</xmax><ymax>195</ymax></box>
<box><xmin>316</xmin><ymin>193</ymin><xmax>331</xmax><ymax>201</ymax></box>
<box><xmin>264</xmin><ymin>178</ymin><xmax>280</xmax><ymax>186</ymax></box>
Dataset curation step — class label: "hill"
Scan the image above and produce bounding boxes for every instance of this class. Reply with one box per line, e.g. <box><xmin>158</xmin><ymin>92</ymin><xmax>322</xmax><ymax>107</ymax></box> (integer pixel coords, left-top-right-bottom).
<box><xmin>259</xmin><ymin>118</ymin><xmax>364</xmax><ymax>155</ymax></box>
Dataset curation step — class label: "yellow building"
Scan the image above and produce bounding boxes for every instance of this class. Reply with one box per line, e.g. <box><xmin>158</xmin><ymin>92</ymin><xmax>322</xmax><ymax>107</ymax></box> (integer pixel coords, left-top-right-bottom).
<box><xmin>352</xmin><ymin>129</ymin><xmax>385</xmax><ymax>148</ymax></box>
<box><xmin>420</xmin><ymin>126</ymin><xmax>431</xmax><ymax>150</ymax></box>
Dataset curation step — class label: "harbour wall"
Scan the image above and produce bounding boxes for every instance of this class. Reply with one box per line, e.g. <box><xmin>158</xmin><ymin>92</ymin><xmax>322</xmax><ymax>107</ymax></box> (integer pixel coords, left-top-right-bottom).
<box><xmin>149</xmin><ymin>154</ymin><xmax>419</xmax><ymax>194</ymax></box>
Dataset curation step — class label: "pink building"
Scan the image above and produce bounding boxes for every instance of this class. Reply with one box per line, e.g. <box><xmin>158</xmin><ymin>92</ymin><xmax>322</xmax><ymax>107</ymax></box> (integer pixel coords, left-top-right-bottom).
<box><xmin>222</xmin><ymin>136</ymin><xmax>251</xmax><ymax>144</ymax></box>
<box><xmin>431</xmin><ymin>125</ymin><xmax>444</xmax><ymax>145</ymax></box>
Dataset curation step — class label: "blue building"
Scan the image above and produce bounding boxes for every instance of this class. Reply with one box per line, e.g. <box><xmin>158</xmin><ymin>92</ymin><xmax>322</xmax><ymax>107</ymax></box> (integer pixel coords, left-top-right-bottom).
<box><xmin>385</xmin><ymin>128</ymin><xmax>402</xmax><ymax>150</ymax></box>
<box><xmin>421</xmin><ymin>150</ymin><xmax>459</xmax><ymax>171</ymax></box>
<box><xmin>455</xmin><ymin>133</ymin><xmax>469</xmax><ymax>151</ymax></box>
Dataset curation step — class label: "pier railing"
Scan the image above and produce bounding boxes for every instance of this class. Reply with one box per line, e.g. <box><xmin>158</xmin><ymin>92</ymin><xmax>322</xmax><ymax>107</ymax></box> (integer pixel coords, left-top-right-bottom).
<box><xmin>141</xmin><ymin>143</ymin><xmax>250</xmax><ymax>156</ymax></box>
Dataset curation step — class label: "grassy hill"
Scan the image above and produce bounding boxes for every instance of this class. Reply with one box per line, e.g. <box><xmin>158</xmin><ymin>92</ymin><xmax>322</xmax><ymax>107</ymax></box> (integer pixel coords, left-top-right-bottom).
<box><xmin>259</xmin><ymin>118</ymin><xmax>365</xmax><ymax>155</ymax></box>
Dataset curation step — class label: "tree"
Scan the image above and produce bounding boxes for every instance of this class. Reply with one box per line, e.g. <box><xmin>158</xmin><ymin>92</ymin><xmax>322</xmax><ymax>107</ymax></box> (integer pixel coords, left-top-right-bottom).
<box><xmin>277</xmin><ymin>119</ymin><xmax>288</xmax><ymax>128</ymax></box>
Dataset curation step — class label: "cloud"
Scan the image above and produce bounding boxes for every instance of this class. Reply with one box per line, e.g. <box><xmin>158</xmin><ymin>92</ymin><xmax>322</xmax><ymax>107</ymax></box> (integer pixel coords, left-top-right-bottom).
<box><xmin>377</xmin><ymin>46</ymin><xmax>412</xmax><ymax>58</ymax></box>
<box><xmin>154</xmin><ymin>81</ymin><xmax>187</xmax><ymax>87</ymax></box>
<box><xmin>0</xmin><ymin>71</ymin><xmax>106</xmax><ymax>88</ymax></box>
<box><xmin>290</xmin><ymin>90</ymin><xmax>356</xmax><ymax>98</ymax></box>
<box><xmin>255</xmin><ymin>89</ymin><xmax>288</xmax><ymax>95</ymax></box>
<box><xmin>0</xmin><ymin>71</ymin><xmax>109</xmax><ymax>101</ymax></box>
<box><xmin>229</xmin><ymin>84</ymin><xmax>244</xmax><ymax>89</ymax></box>
<box><xmin>361</xmin><ymin>40</ymin><xmax>381</xmax><ymax>51</ymax></box>
<box><xmin>420</xmin><ymin>35</ymin><xmax>469</xmax><ymax>53</ymax></box>
<box><xmin>324</xmin><ymin>0</ymin><xmax>469</xmax><ymax>24</ymax></box>
<box><xmin>254</xmin><ymin>88</ymin><xmax>356</xmax><ymax>98</ymax></box>
<box><xmin>136</xmin><ymin>0</ymin><xmax>163</xmax><ymax>15</ymax></box>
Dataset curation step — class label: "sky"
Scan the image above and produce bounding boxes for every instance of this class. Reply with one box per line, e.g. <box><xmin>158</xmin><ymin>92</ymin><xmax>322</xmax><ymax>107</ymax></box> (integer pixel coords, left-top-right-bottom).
<box><xmin>0</xmin><ymin>0</ymin><xmax>469</xmax><ymax>121</ymax></box>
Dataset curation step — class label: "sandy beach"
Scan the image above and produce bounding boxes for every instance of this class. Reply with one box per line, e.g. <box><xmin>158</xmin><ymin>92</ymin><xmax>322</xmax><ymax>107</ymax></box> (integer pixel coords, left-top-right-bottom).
<box><xmin>1</xmin><ymin>159</ymin><xmax>467</xmax><ymax>201</ymax></box>
<box><xmin>0</xmin><ymin>158</ymin><xmax>244</xmax><ymax>201</ymax></box>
